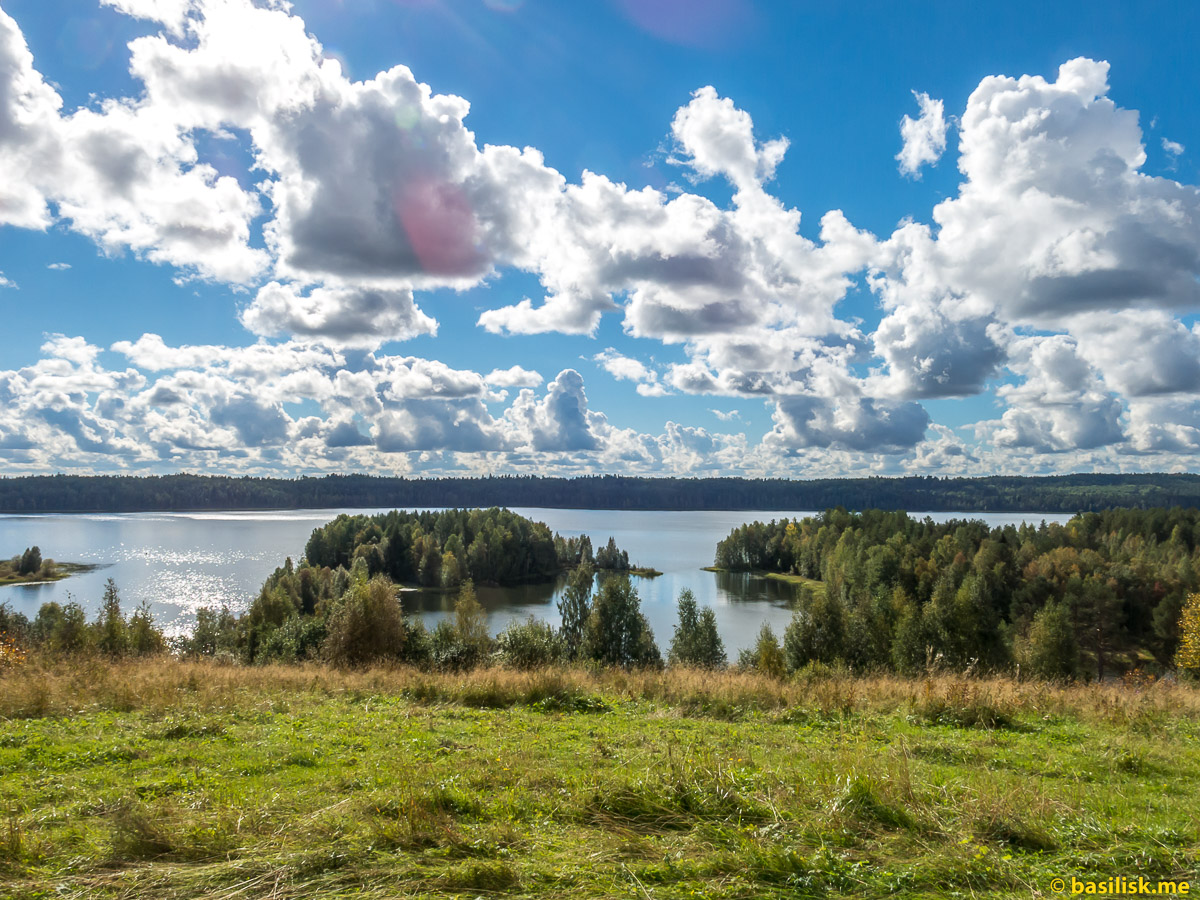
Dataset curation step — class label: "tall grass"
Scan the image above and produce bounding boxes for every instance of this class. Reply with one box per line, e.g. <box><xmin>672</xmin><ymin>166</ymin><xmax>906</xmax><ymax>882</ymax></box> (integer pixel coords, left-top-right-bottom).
<box><xmin>3</xmin><ymin>655</ymin><xmax>1198</xmax><ymax>725</ymax></box>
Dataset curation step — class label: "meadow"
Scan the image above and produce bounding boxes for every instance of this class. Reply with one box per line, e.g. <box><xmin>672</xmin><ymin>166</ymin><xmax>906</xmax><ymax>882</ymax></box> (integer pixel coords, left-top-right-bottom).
<box><xmin>1</xmin><ymin>660</ymin><xmax>1197</xmax><ymax>899</ymax></box>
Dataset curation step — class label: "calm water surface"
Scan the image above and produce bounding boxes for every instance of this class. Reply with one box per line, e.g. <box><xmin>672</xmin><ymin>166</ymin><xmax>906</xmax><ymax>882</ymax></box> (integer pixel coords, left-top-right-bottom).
<box><xmin>0</xmin><ymin>508</ymin><xmax>1066</xmax><ymax>653</ymax></box>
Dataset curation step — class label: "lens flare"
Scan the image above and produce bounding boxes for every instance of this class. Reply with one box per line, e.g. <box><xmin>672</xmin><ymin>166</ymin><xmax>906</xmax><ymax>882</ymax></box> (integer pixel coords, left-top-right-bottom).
<box><xmin>394</xmin><ymin>180</ymin><xmax>486</xmax><ymax>277</ymax></box>
<box><xmin>483</xmin><ymin>0</ymin><xmax>526</xmax><ymax>11</ymax></box>
<box><xmin>614</xmin><ymin>0</ymin><xmax>751</xmax><ymax>48</ymax></box>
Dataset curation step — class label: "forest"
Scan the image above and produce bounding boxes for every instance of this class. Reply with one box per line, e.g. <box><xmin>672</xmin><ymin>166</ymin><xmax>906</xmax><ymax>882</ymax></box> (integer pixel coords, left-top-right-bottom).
<box><xmin>5</xmin><ymin>471</ymin><xmax>1200</xmax><ymax>512</ymax></box>
<box><xmin>301</xmin><ymin>507</ymin><xmax>633</xmax><ymax>588</ymax></box>
<box><xmin>714</xmin><ymin>507</ymin><xmax>1200</xmax><ymax>678</ymax></box>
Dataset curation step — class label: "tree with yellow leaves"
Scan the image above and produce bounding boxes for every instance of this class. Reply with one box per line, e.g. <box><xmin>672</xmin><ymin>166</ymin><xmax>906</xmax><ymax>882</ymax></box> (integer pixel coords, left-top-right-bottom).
<box><xmin>1175</xmin><ymin>592</ymin><xmax>1200</xmax><ymax>672</ymax></box>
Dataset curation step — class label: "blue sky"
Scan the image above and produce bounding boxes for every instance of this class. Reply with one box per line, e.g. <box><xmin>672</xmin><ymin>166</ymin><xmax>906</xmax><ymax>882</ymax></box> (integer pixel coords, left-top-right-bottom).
<box><xmin>1</xmin><ymin>0</ymin><xmax>1198</xmax><ymax>477</ymax></box>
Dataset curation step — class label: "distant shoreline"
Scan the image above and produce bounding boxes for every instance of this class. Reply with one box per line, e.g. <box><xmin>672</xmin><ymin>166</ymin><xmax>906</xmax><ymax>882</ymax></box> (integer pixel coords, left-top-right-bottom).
<box><xmin>1</xmin><ymin>472</ymin><xmax>1198</xmax><ymax>514</ymax></box>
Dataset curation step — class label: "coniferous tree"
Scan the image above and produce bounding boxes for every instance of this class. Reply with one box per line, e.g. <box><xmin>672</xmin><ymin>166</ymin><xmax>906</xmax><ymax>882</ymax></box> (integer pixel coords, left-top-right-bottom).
<box><xmin>668</xmin><ymin>589</ymin><xmax>726</xmax><ymax>668</ymax></box>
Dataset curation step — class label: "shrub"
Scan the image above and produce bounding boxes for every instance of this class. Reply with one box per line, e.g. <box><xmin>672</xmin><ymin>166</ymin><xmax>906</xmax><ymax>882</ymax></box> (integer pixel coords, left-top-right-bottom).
<box><xmin>322</xmin><ymin>576</ymin><xmax>406</xmax><ymax>667</ymax></box>
<box><xmin>257</xmin><ymin>615</ymin><xmax>327</xmax><ymax>663</ymax></box>
<box><xmin>496</xmin><ymin>617</ymin><xmax>563</xmax><ymax>669</ymax></box>
<box><xmin>738</xmin><ymin>623</ymin><xmax>785</xmax><ymax>678</ymax></box>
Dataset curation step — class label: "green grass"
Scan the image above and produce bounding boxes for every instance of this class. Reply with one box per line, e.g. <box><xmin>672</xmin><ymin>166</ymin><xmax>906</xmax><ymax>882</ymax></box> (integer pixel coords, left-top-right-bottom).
<box><xmin>0</xmin><ymin>661</ymin><xmax>1197</xmax><ymax>898</ymax></box>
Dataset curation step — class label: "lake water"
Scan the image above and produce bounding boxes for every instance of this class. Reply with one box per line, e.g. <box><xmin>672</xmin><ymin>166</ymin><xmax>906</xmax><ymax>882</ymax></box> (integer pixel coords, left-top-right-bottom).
<box><xmin>0</xmin><ymin>508</ymin><xmax>1066</xmax><ymax>654</ymax></box>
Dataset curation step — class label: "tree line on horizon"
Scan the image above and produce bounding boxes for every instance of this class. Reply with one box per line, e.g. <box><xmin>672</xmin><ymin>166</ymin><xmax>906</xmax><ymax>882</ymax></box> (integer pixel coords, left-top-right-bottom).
<box><xmin>5</xmin><ymin>472</ymin><xmax>1200</xmax><ymax>513</ymax></box>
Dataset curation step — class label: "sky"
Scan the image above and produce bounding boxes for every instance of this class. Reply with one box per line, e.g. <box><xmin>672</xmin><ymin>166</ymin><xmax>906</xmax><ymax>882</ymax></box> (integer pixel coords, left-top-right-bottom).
<box><xmin>1</xmin><ymin>0</ymin><xmax>1199</xmax><ymax>480</ymax></box>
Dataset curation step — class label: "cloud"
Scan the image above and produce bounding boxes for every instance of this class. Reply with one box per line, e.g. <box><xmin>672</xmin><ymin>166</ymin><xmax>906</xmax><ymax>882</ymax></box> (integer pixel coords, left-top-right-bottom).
<box><xmin>239</xmin><ymin>282</ymin><xmax>437</xmax><ymax>349</ymax></box>
<box><xmin>896</xmin><ymin>91</ymin><xmax>948</xmax><ymax>177</ymax></box>
<box><xmin>46</xmin><ymin>262</ymin><xmax>71</xmax><ymax>270</ymax></box>
<box><xmin>504</xmin><ymin>369</ymin><xmax>605</xmax><ymax>452</ymax></box>
<box><xmin>594</xmin><ymin>348</ymin><xmax>652</xmax><ymax>382</ymax></box>
<box><xmin>484</xmin><ymin>366</ymin><xmax>542</xmax><ymax>388</ymax></box>
<box><xmin>767</xmin><ymin>394</ymin><xmax>930</xmax><ymax>453</ymax></box>
<box><xmin>0</xmin><ymin>272</ymin><xmax>15</xmax><ymax>289</ymax></box>
<box><xmin>709</xmin><ymin>408</ymin><xmax>740</xmax><ymax>421</ymax></box>
<box><xmin>6</xmin><ymin>1</ymin><xmax>1200</xmax><ymax>469</ymax></box>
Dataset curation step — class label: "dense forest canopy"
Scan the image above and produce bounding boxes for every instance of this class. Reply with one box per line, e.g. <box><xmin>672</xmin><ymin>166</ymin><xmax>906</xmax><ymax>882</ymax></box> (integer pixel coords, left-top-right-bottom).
<box><xmin>302</xmin><ymin>507</ymin><xmax>631</xmax><ymax>588</ymax></box>
<box><xmin>5</xmin><ymin>472</ymin><xmax>1200</xmax><ymax>513</ymax></box>
<box><xmin>715</xmin><ymin>507</ymin><xmax>1200</xmax><ymax>677</ymax></box>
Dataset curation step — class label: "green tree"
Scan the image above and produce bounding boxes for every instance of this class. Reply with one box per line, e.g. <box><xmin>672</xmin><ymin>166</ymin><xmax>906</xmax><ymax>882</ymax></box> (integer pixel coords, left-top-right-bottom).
<box><xmin>783</xmin><ymin>590</ymin><xmax>847</xmax><ymax>670</ymax></box>
<box><xmin>1021</xmin><ymin>601</ymin><xmax>1079</xmax><ymax>680</ymax></box>
<box><xmin>127</xmin><ymin>601</ymin><xmax>165</xmax><ymax>656</ymax></box>
<box><xmin>557</xmin><ymin>562</ymin><xmax>593</xmax><ymax>661</ymax></box>
<box><xmin>454</xmin><ymin>579</ymin><xmax>491</xmax><ymax>663</ymax></box>
<box><xmin>94</xmin><ymin>578</ymin><xmax>128</xmax><ymax>657</ymax></box>
<box><xmin>17</xmin><ymin>546</ymin><xmax>41</xmax><ymax>576</ymax></box>
<box><xmin>582</xmin><ymin>576</ymin><xmax>660</xmax><ymax>667</ymax></box>
<box><xmin>667</xmin><ymin>589</ymin><xmax>726</xmax><ymax>668</ymax></box>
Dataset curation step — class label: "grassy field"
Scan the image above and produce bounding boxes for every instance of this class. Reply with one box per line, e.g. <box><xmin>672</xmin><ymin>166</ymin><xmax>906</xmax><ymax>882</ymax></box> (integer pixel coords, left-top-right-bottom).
<box><xmin>0</xmin><ymin>661</ymin><xmax>1197</xmax><ymax>899</ymax></box>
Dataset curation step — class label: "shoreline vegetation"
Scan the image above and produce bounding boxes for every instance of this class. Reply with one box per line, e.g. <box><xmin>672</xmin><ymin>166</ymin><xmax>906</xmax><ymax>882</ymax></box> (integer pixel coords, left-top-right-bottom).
<box><xmin>6</xmin><ymin>471</ymin><xmax>1200</xmax><ymax>514</ymax></box>
<box><xmin>0</xmin><ymin>547</ymin><xmax>96</xmax><ymax>587</ymax></box>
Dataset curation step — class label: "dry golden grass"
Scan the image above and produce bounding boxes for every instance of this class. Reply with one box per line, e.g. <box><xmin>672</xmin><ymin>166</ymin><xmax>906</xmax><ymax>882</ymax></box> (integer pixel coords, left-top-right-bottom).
<box><xmin>2</xmin><ymin>654</ymin><xmax>1196</xmax><ymax>726</ymax></box>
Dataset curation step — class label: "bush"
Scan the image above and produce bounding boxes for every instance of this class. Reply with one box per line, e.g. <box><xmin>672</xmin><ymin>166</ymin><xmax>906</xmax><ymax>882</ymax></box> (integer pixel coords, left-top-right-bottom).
<box><xmin>258</xmin><ymin>615</ymin><xmax>327</xmax><ymax>663</ymax></box>
<box><xmin>496</xmin><ymin>617</ymin><xmax>563</xmax><ymax>669</ymax></box>
<box><xmin>322</xmin><ymin>576</ymin><xmax>406</xmax><ymax>667</ymax></box>
<box><xmin>668</xmin><ymin>589</ymin><xmax>726</xmax><ymax>668</ymax></box>
<box><xmin>429</xmin><ymin>582</ymin><xmax>494</xmax><ymax>671</ymax></box>
<box><xmin>738</xmin><ymin>623</ymin><xmax>785</xmax><ymax>678</ymax></box>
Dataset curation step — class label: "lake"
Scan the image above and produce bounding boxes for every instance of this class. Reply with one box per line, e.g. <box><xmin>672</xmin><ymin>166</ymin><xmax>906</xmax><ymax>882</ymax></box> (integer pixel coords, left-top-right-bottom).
<box><xmin>0</xmin><ymin>508</ymin><xmax>1066</xmax><ymax>654</ymax></box>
